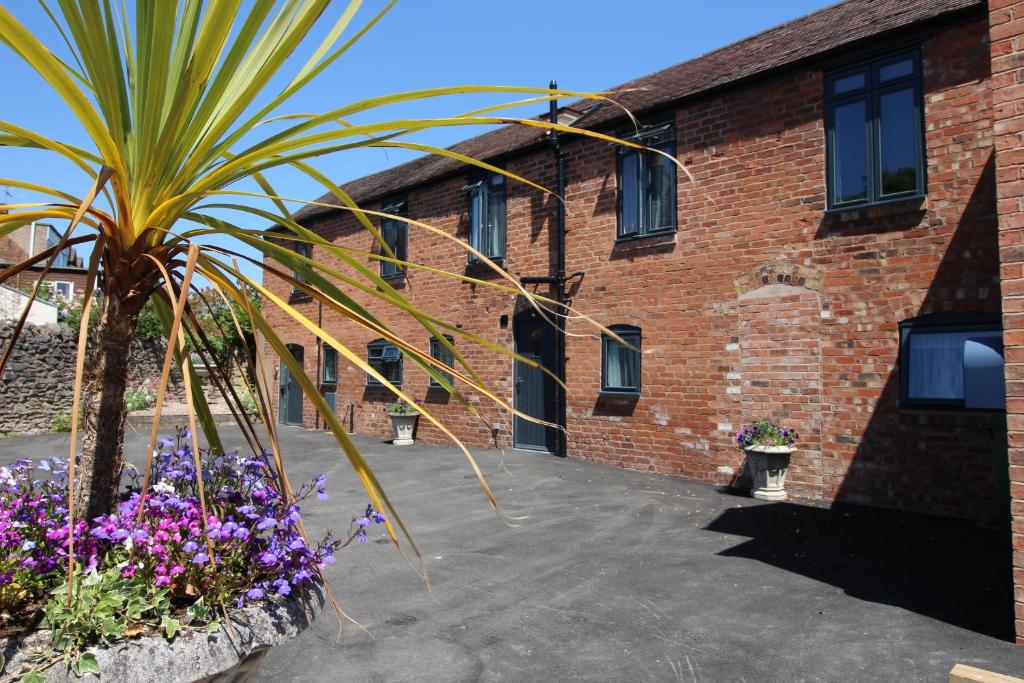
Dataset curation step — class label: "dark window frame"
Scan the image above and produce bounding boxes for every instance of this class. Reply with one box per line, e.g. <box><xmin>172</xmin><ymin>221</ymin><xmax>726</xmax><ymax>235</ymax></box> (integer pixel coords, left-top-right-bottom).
<box><xmin>616</xmin><ymin>123</ymin><xmax>677</xmax><ymax>240</ymax></box>
<box><xmin>601</xmin><ymin>325</ymin><xmax>642</xmax><ymax>395</ymax></box>
<box><xmin>825</xmin><ymin>49</ymin><xmax>926</xmax><ymax>210</ymax></box>
<box><xmin>898</xmin><ymin>312</ymin><xmax>1003</xmax><ymax>410</ymax></box>
<box><xmin>428</xmin><ymin>335</ymin><xmax>455</xmax><ymax>388</ymax></box>
<box><xmin>366</xmin><ymin>339</ymin><xmax>402</xmax><ymax>387</ymax></box>
<box><xmin>379</xmin><ymin>198</ymin><xmax>408</xmax><ymax>280</ymax></box>
<box><xmin>291</xmin><ymin>240</ymin><xmax>312</xmax><ymax>296</ymax></box>
<box><xmin>321</xmin><ymin>345</ymin><xmax>338</xmax><ymax>385</ymax></box>
<box><xmin>466</xmin><ymin>173</ymin><xmax>507</xmax><ymax>264</ymax></box>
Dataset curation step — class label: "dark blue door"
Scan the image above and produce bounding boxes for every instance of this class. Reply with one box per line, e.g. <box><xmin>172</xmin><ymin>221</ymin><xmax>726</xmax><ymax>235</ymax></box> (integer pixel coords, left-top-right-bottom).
<box><xmin>513</xmin><ymin>310</ymin><xmax>557</xmax><ymax>452</ymax></box>
<box><xmin>280</xmin><ymin>344</ymin><xmax>304</xmax><ymax>426</ymax></box>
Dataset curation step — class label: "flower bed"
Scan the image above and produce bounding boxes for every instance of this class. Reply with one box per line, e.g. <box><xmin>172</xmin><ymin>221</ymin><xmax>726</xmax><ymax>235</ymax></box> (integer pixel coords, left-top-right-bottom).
<box><xmin>0</xmin><ymin>429</ymin><xmax>383</xmax><ymax>679</ymax></box>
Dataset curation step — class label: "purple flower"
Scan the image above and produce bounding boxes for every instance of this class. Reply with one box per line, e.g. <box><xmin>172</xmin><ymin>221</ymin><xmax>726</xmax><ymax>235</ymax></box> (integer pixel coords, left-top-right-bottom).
<box><xmin>246</xmin><ymin>587</ymin><xmax>265</xmax><ymax>600</ymax></box>
<box><xmin>183</xmin><ymin>541</ymin><xmax>198</xmax><ymax>553</ymax></box>
<box><xmin>192</xmin><ymin>552</ymin><xmax>210</xmax><ymax>566</ymax></box>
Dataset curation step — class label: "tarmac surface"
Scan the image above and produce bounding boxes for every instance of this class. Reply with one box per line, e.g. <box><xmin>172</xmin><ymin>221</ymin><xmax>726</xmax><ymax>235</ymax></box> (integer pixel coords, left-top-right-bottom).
<box><xmin>3</xmin><ymin>425</ymin><xmax>1022</xmax><ymax>682</ymax></box>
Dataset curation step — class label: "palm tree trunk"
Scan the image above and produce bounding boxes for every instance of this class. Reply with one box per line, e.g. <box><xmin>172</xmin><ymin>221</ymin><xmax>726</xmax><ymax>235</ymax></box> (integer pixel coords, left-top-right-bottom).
<box><xmin>75</xmin><ymin>292</ymin><xmax>141</xmax><ymax>519</ymax></box>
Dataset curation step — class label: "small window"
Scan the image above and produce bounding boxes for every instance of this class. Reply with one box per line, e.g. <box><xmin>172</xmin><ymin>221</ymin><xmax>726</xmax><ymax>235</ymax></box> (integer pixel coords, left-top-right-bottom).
<box><xmin>291</xmin><ymin>240</ymin><xmax>312</xmax><ymax>294</ymax></box>
<box><xmin>52</xmin><ymin>281</ymin><xmax>72</xmax><ymax>301</ymax></box>
<box><xmin>826</xmin><ymin>50</ymin><xmax>925</xmax><ymax>209</ymax></box>
<box><xmin>601</xmin><ymin>325</ymin><xmax>641</xmax><ymax>394</ymax></box>
<box><xmin>380</xmin><ymin>199</ymin><xmax>407</xmax><ymax>279</ymax></box>
<box><xmin>617</xmin><ymin>124</ymin><xmax>676</xmax><ymax>239</ymax></box>
<box><xmin>429</xmin><ymin>335</ymin><xmax>455</xmax><ymax>388</ymax></box>
<box><xmin>899</xmin><ymin>314</ymin><xmax>1004</xmax><ymax>409</ymax></box>
<box><xmin>367</xmin><ymin>339</ymin><xmax>402</xmax><ymax>386</ymax></box>
<box><xmin>322</xmin><ymin>345</ymin><xmax>338</xmax><ymax>385</ymax></box>
<box><xmin>467</xmin><ymin>174</ymin><xmax>506</xmax><ymax>263</ymax></box>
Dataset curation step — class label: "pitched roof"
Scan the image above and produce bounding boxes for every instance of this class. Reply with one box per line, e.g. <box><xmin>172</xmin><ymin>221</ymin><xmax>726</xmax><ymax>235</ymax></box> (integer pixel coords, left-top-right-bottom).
<box><xmin>291</xmin><ymin>0</ymin><xmax>983</xmax><ymax>224</ymax></box>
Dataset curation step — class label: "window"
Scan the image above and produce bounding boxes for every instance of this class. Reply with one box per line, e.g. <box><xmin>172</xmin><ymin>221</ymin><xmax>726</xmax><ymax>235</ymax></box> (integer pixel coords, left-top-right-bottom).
<box><xmin>601</xmin><ymin>325</ymin><xmax>641</xmax><ymax>394</ymax></box>
<box><xmin>291</xmin><ymin>240</ymin><xmax>311</xmax><ymax>294</ymax></box>
<box><xmin>467</xmin><ymin>174</ymin><xmax>506</xmax><ymax>263</ymax></box>
<box><xmin>367</xmin><ymin>339</ymin><xmax>402</xmax><ymax>386</ymax></box>
<box><xmin>899</xmin><ymin>313</ymin><xmax>1004</xmax><ymax>409</ymax></box>
<box><xmin>322</xmin><ymin>345</ymin><xmax>338</xmax><ymax>385</ymax></box>
<box><xmin>617</xmin><ymin>124</ymin><xmax>676</xmax><ymax>239</ymax></box>
<box><xmin>52</xmin><ymin>281</ymin><xmax>72</xmax><ymax>301</ymax></box>
<box><xmin>380</xmin><ymin>199</ymin><xmax>407</xmax><ymax>279</ymax></box>
<box><xmin>826</xmin><ymin>50</ymin><xmax>925</xmax><ymax>209</ymax></box>
<box><xmin>429</xmin><ymin>335</ymin><xmax>455</xmax><ymax>388</ymax></box>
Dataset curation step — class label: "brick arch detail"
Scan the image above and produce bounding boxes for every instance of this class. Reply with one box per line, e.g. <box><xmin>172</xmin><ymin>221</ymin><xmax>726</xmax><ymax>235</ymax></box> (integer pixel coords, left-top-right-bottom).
<box><xmin>733</xmin><ymin>260</ymin><xmax>823</xmax><ymax>297</ymax></box>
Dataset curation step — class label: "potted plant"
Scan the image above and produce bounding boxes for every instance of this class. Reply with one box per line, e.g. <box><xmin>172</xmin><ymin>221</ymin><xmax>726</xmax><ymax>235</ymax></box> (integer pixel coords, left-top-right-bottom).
<box><xmin>385</xmin><ymin>399</ymin><xmax>421</xmax><ymax>446</ymax></box>
<box><xmin>0</xmin><ymin>429</ymin><xmax>386</xmax><ymax>681</ymax></box>
<box><xmin>736</xmin><ymin>419</ymin><xmax>799</xmax><ymax>501</ymax></box>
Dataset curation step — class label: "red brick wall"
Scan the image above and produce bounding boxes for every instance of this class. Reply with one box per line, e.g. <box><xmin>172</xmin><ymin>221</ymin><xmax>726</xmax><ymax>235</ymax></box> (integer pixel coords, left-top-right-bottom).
<box><xmin>265</xmin><ymin>18</ymin><xmax>1001</xmax><ymax>524</ymax></box>
<box><xmin>989</xmin><ymin>0</ymin><xmax>1024</xmax><ymax>645</ymax></box>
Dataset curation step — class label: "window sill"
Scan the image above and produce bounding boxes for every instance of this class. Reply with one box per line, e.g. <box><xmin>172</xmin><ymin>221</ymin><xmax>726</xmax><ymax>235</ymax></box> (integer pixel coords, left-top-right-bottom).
<box><xmin>899</xmin><ymin>403</ymin><xmax>1004</xmax><ymax>413</ymax></box>
<box><xmin>599</xmin><ymin>390</ymin><xmax>641</xmax><ymax>398</ymax></box>
<box><xmin>825</xmin><ymin>193</ymin><xmax>926</xmax><ymax>215</ymax></box>
<box><xmin>465</xmin><ymin>258</ymin><xmax>505</xmax><ymax>276</ymax></box>
<box><xmin>289</xmin><ymin>291</ymin><xmax>312</xmax><ymax>303</ymax></box>
<box><xmin>366</xmin><ymin>383</ymin><xmax>402</xmax><ymax>389</ymax></box>
<box><xmin>615</xmin><ymin>229</ymin><xmax>676</xmax><ymax>244</ymax></box>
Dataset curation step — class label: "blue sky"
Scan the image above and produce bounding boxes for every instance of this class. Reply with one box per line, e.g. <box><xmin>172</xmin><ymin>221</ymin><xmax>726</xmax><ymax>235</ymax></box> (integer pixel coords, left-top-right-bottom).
<box><xmin>0</xmin><ymin>0</ymin><xmax>832</xmax><ymax>283</ymax></box>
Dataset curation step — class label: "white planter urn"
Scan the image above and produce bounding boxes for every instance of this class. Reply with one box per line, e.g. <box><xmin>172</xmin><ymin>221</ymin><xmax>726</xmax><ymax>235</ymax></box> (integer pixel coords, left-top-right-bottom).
<box><xmin>743</xmin><ymin>445</ymin><xmax>796</xmax><ymax>501</ymax></box>
<box><xmin>388</xmin><ymin>412</ymin><xmax>419</xmax><ymax>445</ymax></box>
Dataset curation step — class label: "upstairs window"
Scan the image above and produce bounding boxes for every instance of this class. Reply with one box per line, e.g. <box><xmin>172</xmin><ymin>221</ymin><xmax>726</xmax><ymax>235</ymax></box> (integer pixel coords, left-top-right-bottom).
<box><xmin>428</xmin><ymin>335</ymin><xmax>455</xmax><ymax>388</ymax></box>
<box><xmin>601</xmin><ymin>325</ymin><xmax>641</xmax><ymax>395</ymax></box>
<box><xmin>467</xmin><ymin>174</ymin><xmax>506</xmax><ymax>263</ymax></box>
<box><xmin>379</xmin><ymin>199</ymin><xmax>407</xmax><ymax>279</ymax></box>
<box><xmin>617</xmin><ymin>124</ymin><xmax>676</xmax><ymax>239</ymax></box>
<box><xmin>367</xmin><ymin>339</ymin><xmax>402</xmax><ymax>387</ymax></box>
<box><xmin>321</xmin><ymin>345</ymin><xmax>338</xmax><ymax>385</ymax></box>
<box><xmin>826</xmin><ymin>50</ymin><xmax>925</xmax><ymax>209</ymax></box>
<box><xmin>291</xmin><ymin>240</ymin><xmax>312</xmax><ymax>295</ymax></box>
<box><xmin>899</xmin><ymin>313</ymin><xmax>1004</xmax><ymax>409</ymax></box>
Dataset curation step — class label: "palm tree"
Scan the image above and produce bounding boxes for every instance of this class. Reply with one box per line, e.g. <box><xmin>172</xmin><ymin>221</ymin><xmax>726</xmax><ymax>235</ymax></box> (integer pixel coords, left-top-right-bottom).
<box><xmin>0</xmin><ymin>1</ymin><xmax>645</xmax><ymax>539</ymax></box>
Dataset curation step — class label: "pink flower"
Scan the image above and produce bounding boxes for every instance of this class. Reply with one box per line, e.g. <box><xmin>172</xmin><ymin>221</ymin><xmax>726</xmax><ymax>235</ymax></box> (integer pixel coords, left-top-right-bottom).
<box><xmin>155</xmin><ymin>575</ymin><xmax>171</xmax><ymax>587</ymax></box>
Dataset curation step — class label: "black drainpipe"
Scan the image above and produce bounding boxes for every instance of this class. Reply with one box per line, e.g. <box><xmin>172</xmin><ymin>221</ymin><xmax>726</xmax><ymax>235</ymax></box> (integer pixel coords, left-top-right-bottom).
<box><xmin>521</xmin><ymin>80</ymin><xmax>568</xmax><ymax>458</ymax></box>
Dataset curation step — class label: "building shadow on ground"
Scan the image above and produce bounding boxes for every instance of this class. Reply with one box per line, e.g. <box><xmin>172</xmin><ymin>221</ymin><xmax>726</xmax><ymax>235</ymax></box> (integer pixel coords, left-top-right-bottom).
<box><xmin>705</xmin><ymin>500</ymin><xmax>1014</xmax><ymax>640</ymax></box>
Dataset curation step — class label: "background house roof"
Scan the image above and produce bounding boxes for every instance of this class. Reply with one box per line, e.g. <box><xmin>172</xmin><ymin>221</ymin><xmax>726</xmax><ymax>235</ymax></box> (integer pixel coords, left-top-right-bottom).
<box><xmin>290</xmin><ymin>0</ymin><xmax>983</xmax><ymax>224</ymax></box>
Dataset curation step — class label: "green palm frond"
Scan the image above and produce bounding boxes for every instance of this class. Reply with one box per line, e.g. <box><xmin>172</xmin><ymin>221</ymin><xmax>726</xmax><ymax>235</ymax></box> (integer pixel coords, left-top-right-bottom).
<box><xmin>0</xmin><ymin>1</ymin><xmax>680</xmax><ymax>592</ymax></box>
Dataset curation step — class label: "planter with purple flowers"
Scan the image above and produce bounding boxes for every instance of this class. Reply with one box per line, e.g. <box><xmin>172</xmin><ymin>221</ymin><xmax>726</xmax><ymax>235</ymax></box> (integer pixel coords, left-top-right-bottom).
<box><xmin>736</xmin><ymin>419</ymin><xmax>800</xmax><ymax>501</ymax></box>
<box><xmin>0</xmin><ymin>429</ymin><xmax>387</xmax><ymax>682</ymax></box>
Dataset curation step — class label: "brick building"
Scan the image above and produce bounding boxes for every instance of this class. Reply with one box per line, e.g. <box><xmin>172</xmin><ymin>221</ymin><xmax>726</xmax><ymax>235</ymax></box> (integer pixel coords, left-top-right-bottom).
<box><xmin>263</xmin><ymin>0</ymin><xmax>1024</xmax><ymax>640</ymax></box>
<box><xmin>0</xmin><ymin>221</ymin><xmax>90</xmax><ymax>304</ymax></box>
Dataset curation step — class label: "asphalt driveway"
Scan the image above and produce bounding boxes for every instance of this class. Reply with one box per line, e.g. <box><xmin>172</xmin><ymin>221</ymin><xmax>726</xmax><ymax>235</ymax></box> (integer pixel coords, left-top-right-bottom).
<box><xmin>2</xmin><ymin>426</ymin><xmax>1022</xmax><ymax>682</ymax></box>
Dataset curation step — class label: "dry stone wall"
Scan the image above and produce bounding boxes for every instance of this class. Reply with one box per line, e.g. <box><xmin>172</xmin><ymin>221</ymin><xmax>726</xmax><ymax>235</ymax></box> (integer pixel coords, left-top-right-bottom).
<box><xmin>0</xmin><ymin>321</ymin><xmax>183</xmax><ymax>435</ymax></box>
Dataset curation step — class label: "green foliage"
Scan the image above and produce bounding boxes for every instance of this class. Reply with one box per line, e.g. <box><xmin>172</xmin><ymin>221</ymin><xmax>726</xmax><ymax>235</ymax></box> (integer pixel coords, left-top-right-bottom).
<box><xmin>62</xmin><ymin>295</ymin><xmax>166</xmax><ymax>343</ymax></box>
<box><xmin>238</xmin><ymin>390</ymin><xmax>258</xmax><ymax>415</ymax></box>
<box><xmin>123</xmin><ymin>383</ymin><xmax>157</xmax><ymax>412</ymax></box>
<box><xmin>134</xmin><ymin>299</ymin><xmax>165</xmax><ymax>343</ymax></box>
<box><xmin>188</xmin><ymin>290</ymin><xmax>262</xmax><ymax>367</ymax></box>
<box><xmin>39</xmin><ymin>566</ymin><xmax>219</xmax><ymax>677</ymax></box>
<box><xmin>50</xmin><ymin>413</ymin><xmax>73</xmax><ymax>432</ymax></box>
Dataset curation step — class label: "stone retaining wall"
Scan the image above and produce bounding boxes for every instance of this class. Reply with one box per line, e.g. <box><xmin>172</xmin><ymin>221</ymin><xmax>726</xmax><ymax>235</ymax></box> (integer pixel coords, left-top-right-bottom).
<box><xmin>0</xmin><ymin>321</ymin><xmax>184</xmax><ymax>435</ymax></box>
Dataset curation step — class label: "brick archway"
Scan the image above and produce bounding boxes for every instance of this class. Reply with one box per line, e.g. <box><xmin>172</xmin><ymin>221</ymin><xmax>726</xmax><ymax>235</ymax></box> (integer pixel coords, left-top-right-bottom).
<box><xmin>736</xmin><ymin>277</ymin><xmax>825</xmax><ymax>501</ymax></box>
